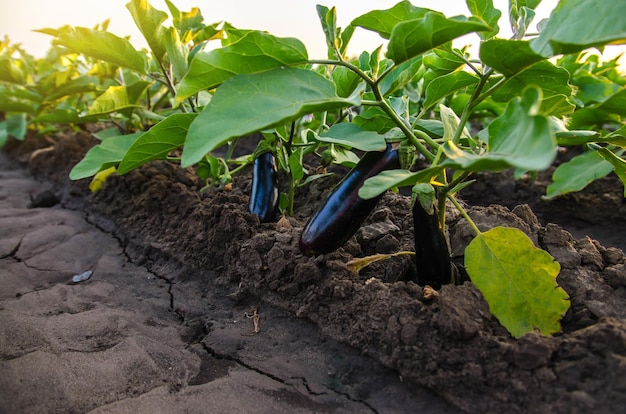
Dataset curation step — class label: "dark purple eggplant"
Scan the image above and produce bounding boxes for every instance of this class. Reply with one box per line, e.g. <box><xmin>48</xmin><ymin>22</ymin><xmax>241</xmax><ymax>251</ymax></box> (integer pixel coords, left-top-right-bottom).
<box><xmin>413</xmin><ymin>201</ymin><xmax>452</xmax><ymax>289</ymax></box>
<box><xmin>249</xmin><ymin>152</ymin><xmax>279</xmax><ymax>223</ymax></box>
<box><xmin>299</xmin><ymin>144</ymin><xmax>400</xmax><ymax>256</ymax></box>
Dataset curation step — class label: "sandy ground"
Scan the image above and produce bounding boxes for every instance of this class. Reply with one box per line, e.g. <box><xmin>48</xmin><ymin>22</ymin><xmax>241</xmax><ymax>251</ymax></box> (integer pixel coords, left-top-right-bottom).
<box><xmin>0</xmin><ymin>154</ymin><xmax>459</xmax><ymax>413</ymax></box>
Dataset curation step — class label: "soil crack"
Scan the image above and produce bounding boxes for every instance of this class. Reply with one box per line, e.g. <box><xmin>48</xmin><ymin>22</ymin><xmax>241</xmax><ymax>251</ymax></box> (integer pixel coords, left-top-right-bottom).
<box><xmin>1</xmin><ymin>237</ymin><xmax>23</xmax><ymax>260</ymax></box>
<box><xmin>81</xmin><ymin>211</ymin><xmax>176</xmax><ymax>315</ymax></box>
<box><xmin>199</xmin><ymin>342</ymin><xmax>378</xmax><ymax>413</ymax></box>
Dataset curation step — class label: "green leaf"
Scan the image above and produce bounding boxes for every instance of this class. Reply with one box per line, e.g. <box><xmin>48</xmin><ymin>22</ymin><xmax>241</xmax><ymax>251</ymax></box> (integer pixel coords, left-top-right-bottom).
<box><xmin>491</xmin><ymin>60</ymin><xmax>574</xmax><ymax>116</ymax></box>
<box><xmin>87</xmin><ymin>85</ymin><xmax>138</xmax><ymax>115</ymax></box>
<box><xmin>379</xmin><ymin>55</ymin><xmax>423</xmax><ymax>96</ymax></box>
<box><xmin>126</xmin><ymin>0</ymin><xmax>168</xmax><ymax>61</ymax></box>
<box><xmin>44</xmin><ymin>75</ymin><xmax>99</xmax><ymax>101</ymax></box>
<box><xmin>480</xmin><ymin>39</ymin><xmax>545</xmax><ymax>77</ymax></box>
<box><xmin>545</xmin><ymin>150</ymin><xmax>613</xmax><ymax>199</ymax></box>
<box><xmin>387</xmin><ymin>13</ymin><xmax>490</xmax><ymax>64</ymax></box>
<box><xmin>162</xmin><ymin>26</ymin><xmax>189</xmax><ymax>81</ymax></box>
<box><xmin>358</xmin><ymin>167</ymin><xmax>443</xmax><ymax>199</ymax></box>
<box><xmin>69</xmin><ymin>133</ymin><xmax>141</xmax><ymax>180</ymax></box>
<box><xmin>118</xmin><ymin>113</ymin><xmax>196</xmax><ymax>174</ymax></box>
<box><xmin>32</xmin><ymin>108</ymin><xmax>99</xmax><ymax>124</ymax></box>
<box><xmin>5</xmin><ymin>113</ymin><xmax>27</xmax><ymax>141</ymax></box>
<box><xmin>443</xmin><ymin>87</ymin><xmax>556</xmax><ymax>172</ymax></box>
<box><xmin>439</xmin><ymin>104</ymin><xmax>471</xmax><ymax>141</ymax></box>
<box><xmin>465</xmin><ymin>0</ymin><xmax>501</xmax><ymax>39</ymax></box>
<box><xmin>53</xmin><ymin>27</ymin><xmax>147</xmax><ymax>73</ymax></box>
<box><xmin>531</xmin><ymin>0</ymin><xmax>626</xmax><ymax>57</ymax></box>
<box><xmin>353</xmin><ymin>106</ymin><xmax>398</xmax><ymax>133</ymax></box>
<box><xmin>423</xmin><ymin>48</ymin><xmax>465</xmax><ymax>74</ymax></box>
<box><xmin>331</xmin><ymin>65</ymin><xmax>362</xmax><ymax>98</ymax></box>
<box><xmin>596</xmin><ymin>148</ymin><xmax>626</xmax><ymax>197</ymax></box>
<box><xmin>176</xmin><ymin>31</ymin><xmax>308</xmax><ymax>102</ymax></box>
<box><xmin>317</xmin><ymin>5</ymin><xmax>340</xmax><ymax>59</ymax></box>
<box><xmin>466</xmin><ymin>227</ymin><xmax>569</xmax><ymax>338</ymax></box>
<box><xmin>595</xmin><ymin>88</ymin><xmax>626</xmax><ymax>116</ymax></box>
<box><xmin>0</xmin><ymin>56</ymin><xmax>26</xmax><ymax>84</ymax></box>
<box><xmin>509</xmin><ymin>2</ymin><xmax>538</xmax><ymax>39</ymax></box>
<box><xmin>0</xmin><ymin>98</ymin><xmax>37</xmax><ymax>113</ymax></box>
<box><xmin>423</xmin><ymin>71</ymin><xmax>479</xmax><ymax>111</ymax></box>
<box><xmin>0</xmin><ymin>123</ymin><xmax>7</xmax><ymax>148</ymax></box>
<box><xmin>351</xmin><ymin>1</ymin><xmax>431</xmax><ymax>39</ymax></box>
<box><xmin>317</xmin><ymin>123</ymin><xmax>387</xmax><ymax>152</ymax></box>
<box><xmin>182</xmin><ymin>67</ymin><xmax>362</xmax><ymax>167</ymax></box>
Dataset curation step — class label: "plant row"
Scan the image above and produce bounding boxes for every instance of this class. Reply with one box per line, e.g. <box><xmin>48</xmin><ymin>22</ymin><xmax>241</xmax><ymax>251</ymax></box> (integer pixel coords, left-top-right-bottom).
<box><xmin>1</xmin><ymin>0</ymin><xmax>626</xmax><ymax>338</ymax></box>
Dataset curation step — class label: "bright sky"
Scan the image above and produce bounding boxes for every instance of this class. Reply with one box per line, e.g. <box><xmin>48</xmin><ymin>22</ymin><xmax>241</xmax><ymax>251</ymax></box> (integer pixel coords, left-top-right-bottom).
<box><xmin>0</xmin><ymin>0</ymin><xmax>623</xmax><ymax>63</ymax></box>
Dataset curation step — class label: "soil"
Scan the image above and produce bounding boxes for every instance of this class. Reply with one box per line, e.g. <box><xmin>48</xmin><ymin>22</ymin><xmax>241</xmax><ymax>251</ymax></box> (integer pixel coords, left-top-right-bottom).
<box><xmin>3</xmin><ymin>128</ymin><xmax>626</xmax><ymax>413</ymax></box>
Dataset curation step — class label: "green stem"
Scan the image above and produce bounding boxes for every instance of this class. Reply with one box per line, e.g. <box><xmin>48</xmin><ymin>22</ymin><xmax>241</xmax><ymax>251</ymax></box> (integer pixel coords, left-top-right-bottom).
<box><xmin>448</xmin><ymin>195</ymin><xmax>481</xmax><ymax>236</ymax></box>
<box><xmin>451</xmin><ymin>67</ymin><xmax>494</xmax><ymax>144</ymax></box>
<box><xmin>310</xmin><ymin>58</ymin><xmax>434</xmax><ymax>162</ymax></box>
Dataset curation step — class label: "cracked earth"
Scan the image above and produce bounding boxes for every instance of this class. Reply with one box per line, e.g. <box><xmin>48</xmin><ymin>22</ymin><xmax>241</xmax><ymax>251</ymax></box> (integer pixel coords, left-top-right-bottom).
<box><xmin>0</xmin><ymin>152</ymin><xmax>458</xmax><ymax>413</ymax></box>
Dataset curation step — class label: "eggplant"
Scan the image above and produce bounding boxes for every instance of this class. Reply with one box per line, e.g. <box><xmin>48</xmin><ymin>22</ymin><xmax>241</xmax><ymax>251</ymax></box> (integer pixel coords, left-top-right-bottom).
<box><xmin>413</xmin><ymin>200</ymin><xmax>452</xmax><ymax>289</ymax></box>
<box><xmin>299</xmin><ymin>144</ymin><xmax>400</xmax><ymax>256</ymax></box>
<box><xmin>249</xmin><ymin>152</ymin><xmax>279</xmax><ymax>223</ymax></box>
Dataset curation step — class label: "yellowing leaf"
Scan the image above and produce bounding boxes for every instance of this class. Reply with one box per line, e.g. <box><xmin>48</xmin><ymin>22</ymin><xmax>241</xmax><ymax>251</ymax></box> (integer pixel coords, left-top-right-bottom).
<box><xmin>89</xmin><ymin>166</ymin><xmax>117</xmax><ymax>192</ymax></box>
<box><xmin>465</xmin><ymin>227</ymin><xmax>569</xmax><ymax>338</ymax></box>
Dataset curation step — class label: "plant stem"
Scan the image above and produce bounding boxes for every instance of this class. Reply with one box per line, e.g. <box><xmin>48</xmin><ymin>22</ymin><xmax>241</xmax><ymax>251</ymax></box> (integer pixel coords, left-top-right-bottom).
<box><xmin>452</xmin><ymin>67</ymin><xmax>494</xmax><ymax>144</ymax></box>
<box><xmin>310</xmin><ymin>59</ymin><xmax>435</xmax><ymax>162</ymax></box>
<box><xmin>448</xmin><ymin>194</ymin><xmax>481</xmax><ymax>236</ymax></box>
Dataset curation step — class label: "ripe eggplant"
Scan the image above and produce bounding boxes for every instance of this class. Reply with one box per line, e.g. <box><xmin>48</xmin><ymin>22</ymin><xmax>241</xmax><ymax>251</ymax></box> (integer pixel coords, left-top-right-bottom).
<box><xmin>299</xmin><ymin>144</ymin><xmax>400</xmax><ymax>256</ymax></box>
<box><xmin>413</xmin><ymin>200</ymin><xmax>452</xmax><ymax>289</ymax></box>
<box><xmin>249</xmin><ymin>152</ymin><xmax>279</xmax><ymax>223</ymax></box>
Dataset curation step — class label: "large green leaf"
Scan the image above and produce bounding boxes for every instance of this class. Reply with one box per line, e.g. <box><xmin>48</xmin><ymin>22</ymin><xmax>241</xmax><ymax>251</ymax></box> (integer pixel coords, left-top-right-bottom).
<box><xmin>53</xmin><ymin>27</ymin><xmax>147</xmax><ymax>73</ymax></box>
<box><xmin>317</xmin><ymin>123</ymin><xmax>387</xmax><ymax>152</ymax></box>
<box><xmin>387</xmin><ymin>13</ymin><xmax>490</xmax><ymax>64</ymax></box>
<box><xmin>466</xmin><ymin>227</ymin><xmax>569</xmax><ymax>338</ymax></box>
<box><xmin>465</xmin><ymin>0</ymin><xmax>501</xmax><ymax>39</ymax></box>
<box><xmin>176</xmin><ymin>31</ymin><xmax>308</xmax><ymax>102</ymax></box>
<box><xmin>69</xmin><ymin>133</ymin><xmax>141</xmax><ymax>180</ymax></box>
<box><xmin>351</xmin><ymin>1</ymin><xmax>432</xmax><ymax>39</ymax></box>
<box><xmin>358</xmin><ymin>167</ymin><xmax>443</xmax><ymax>199</ymax></box>
<box><xmin>181</xmin><ymin>67</ymin><xmax>362</xmax><ymax>167</ymax></box>
<box><xmin>545</xmin><ymin>150</ymin><xmax>613</xmax><ymax>199</ymax></box>
<box><xmin>531</xmin><ymin>0</ymin><xmax>626</xmax><ymax>57</ymax></box>
<box><xmin>423</xmin><ymin>70</ymin><xmax>479</xmax><ymax>111</ymax></box>
<box><xmin>442</xmin><ymin>87</ymin><xmax>556</xmax><ymax>172</ymax></box>
<box><xmin>126</xmin><ymin>0</ymin><xmax>168</xmax><ymax>61</ymax></box>
<box><xmin>118</xmin><ymin>113</ymin><xmax>196</xmax><ymax>174</ymax></box>
<box><xmin>491</xmin><ymin>60</ymin><xmax>574</xmax><ymax>116</ymax></box>
<box><xmin>480</xmin><ymin>39</ymin><xmax>545</xmax><ymax>77</ymax></box>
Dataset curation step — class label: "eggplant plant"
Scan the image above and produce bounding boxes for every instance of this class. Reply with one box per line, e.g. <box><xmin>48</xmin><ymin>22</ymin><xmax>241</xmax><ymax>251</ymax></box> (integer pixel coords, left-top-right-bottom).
<box><xmin>2</xmin><ymin>0</ymin><xmax>626</xmax><ymax>339</ymax></box>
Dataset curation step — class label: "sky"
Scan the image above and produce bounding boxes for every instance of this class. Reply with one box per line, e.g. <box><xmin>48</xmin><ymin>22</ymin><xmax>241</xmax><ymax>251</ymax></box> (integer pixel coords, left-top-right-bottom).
<box><xmin>0</xmin><ymin>0</ymin><xmax>623</xmax><ymax>63</ymax></box>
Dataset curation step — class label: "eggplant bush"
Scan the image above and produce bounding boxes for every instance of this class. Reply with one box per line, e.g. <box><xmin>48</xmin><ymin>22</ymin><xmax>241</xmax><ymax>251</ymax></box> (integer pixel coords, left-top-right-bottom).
<box><xmin>3</xmin><ymin>0</ymin><xmax>626</xmax><ymax>338</ymax></box>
